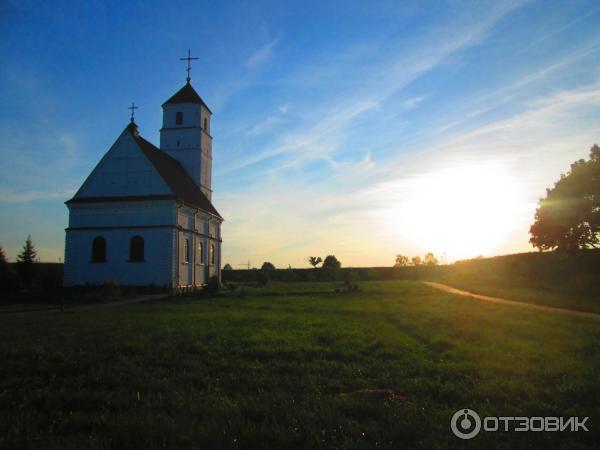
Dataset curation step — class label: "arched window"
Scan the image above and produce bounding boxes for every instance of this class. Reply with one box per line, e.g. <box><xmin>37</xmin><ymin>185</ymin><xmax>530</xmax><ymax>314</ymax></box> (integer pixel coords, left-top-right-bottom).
<box><xmin>198</xmin><ymin>241</ymin><xmax>205</xmax><ymax>265</ymax></box>
<box><xmin>176</xmin><ymin>111</ymin><xmax>183</xmax><ymax>125</ymax></box>
<box><xmin>91</xmin><ymin>236</ymin><xmax>106</xmax><ymax>263</ymax></box>
<box><xmin>210</xmin><ymin>243</ymin><xmax>215</xmax><ymax>265</ymax></box>
<box><xmin>184</xmin><ymin>238</ymin><xmax>190</xmax><ymax>263</ymax></box>
<box><xmin>129</xmin><ymin>235</ymin><xmax>144</xmax><ymax>262</ymax></box>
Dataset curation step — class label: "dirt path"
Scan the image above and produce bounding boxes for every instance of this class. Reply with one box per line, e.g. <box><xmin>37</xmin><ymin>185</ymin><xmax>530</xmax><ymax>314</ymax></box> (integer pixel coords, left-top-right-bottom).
<box><xmin>0</xmin><ymin>294</ymin><xmax>167</xmax><ymax>316</ymax></box>
<box><xmin>422</xmin><ymin>281</ymin><xmax>600</xmax><ymax>321</ymax></box>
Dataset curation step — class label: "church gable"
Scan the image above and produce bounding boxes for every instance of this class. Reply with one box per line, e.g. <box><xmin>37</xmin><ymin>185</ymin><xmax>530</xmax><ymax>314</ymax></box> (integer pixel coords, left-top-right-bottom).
<box><xmin>72</xmin><ymin>125</ymin><xmax>172</xmax><ymax>199</ymax></box>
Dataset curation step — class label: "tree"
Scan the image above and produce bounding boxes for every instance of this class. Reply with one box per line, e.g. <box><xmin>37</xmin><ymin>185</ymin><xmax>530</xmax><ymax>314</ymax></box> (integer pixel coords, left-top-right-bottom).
<box><xmin>16</xmin><ymin>235</ymin><xmax>38</xmax><ymax>287</ymax></box>
<box><xmin>223</xmin><ymin>263</ymin><xmax>233</xmax><ymax>270</ymax></box>
<box><xmin>0</xmin><ymin>244</ymin><xmax>7</xmax><ymax>264</ymax></box>
<box><xmin>411</xmin><ymin>256</ymin><xmax>422</xmax><ymax>266</ymax></box>
<box><xmin>261</xmin><ymin>261</ymin><xmax>275</xmax><ymax>271</ymax></box>
<box><xmin>17</xmin><ymin>235</ymin><xmax>37</xmax><ymax>264</ymax></box>
<box><xmin>530</xmin><ymin>145</ymin><xmax>600</xmax><ymax>251</ymax></box>
<box><xmin>322</xmin><ymin>255</ymin><xmax>341</xmax><ymax>269</ymax></box>
<box><xmin>307</xmin><ymin>256</ymin><xmax>322</xmax><ymax>268</ymax></box>
<box><xmin>423</xmin><ymin>252</ymin><xmax>439</xmax><ymax>266</ymax></box>
<box><xmin>394</xmin><ymin>254</ymin><xmax>409</xmax><ymax>267</ymax></box>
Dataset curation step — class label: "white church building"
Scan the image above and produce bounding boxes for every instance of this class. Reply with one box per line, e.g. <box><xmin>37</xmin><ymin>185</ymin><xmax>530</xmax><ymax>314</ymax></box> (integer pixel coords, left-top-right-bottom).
<box><xmin>63</xmin><ymin>68</ymin><xmax>223</xmax><ymax>288</ymax></box>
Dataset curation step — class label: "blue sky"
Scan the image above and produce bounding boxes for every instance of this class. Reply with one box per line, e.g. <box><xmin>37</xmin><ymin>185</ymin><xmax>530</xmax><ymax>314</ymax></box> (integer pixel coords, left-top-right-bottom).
<box><xmin>1</xmin><ymin>0</ymin><xmax>600</xmax><ymax>267</ymax></box>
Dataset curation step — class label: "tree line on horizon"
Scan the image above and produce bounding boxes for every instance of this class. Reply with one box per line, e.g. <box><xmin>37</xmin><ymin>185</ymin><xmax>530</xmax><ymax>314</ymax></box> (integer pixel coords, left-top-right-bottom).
<box><xmin>222</xmin><ymin>255</ymin><xmax>343</xmax><ymax>272</ymax></box>
<box><xmin>394</xmin><ymin>252</ymin><xmax>439</xmax><ymax>267</ymax></box>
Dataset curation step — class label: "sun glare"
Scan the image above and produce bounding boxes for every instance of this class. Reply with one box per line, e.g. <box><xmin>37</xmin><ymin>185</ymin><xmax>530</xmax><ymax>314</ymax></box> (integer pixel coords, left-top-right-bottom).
<box><xmin>381</xmin><ymin>161</ymin><xmax>523</xmax><ymax>262</ymax></box>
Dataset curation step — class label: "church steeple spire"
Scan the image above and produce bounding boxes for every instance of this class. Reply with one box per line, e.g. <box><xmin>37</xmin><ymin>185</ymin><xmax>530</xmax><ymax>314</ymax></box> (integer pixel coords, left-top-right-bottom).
<box><xmin>179</xmin><ymin>48</ymin><xmax>199</xmax><ymax>83</ymax></box>
<box><xmin>160</xmin><ymin>71</ymin><xmax>213</xmax><ymax>200</ymax></box>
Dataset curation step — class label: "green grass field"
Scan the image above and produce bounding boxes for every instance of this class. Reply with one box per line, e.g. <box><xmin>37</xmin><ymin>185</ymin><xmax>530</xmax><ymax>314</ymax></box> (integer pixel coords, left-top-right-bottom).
<box><xmin>1</xmin><ymin>281</ymin><xmax>599</xmax><ymax>449</ymax></box>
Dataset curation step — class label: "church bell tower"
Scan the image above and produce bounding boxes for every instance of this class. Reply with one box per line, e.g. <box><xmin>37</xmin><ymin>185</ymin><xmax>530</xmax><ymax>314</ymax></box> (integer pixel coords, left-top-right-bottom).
<box><xmin>159</xmin><ymin>50</ymin><xmax>213</xmax><ymax>200</ymax></box>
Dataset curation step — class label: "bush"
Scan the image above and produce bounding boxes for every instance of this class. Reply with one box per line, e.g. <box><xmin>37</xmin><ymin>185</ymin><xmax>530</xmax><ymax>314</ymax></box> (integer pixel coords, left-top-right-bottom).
<box><xmin>204</xmin><ymin>276</ymin><xmax>220</xmax><ymax>294</ymax></box>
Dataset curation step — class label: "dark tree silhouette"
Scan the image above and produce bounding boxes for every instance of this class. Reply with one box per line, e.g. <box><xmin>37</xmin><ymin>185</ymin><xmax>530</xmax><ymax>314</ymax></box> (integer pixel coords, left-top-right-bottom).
<box><xmin>307</xmin><ymin>256</ymin><xmax>322</xmax><ymax>268</ymax></box>
<box><xmin>16</xmin><ymin>235</ymin><xmax>38</xmax><ymax>287</ymax></box>
<box><xmin>394</xmin><ymin>254</ymin><xmax>409</xmax><ymax>267</ymax></box>
<box><xmin>322</xmin><ymin>255</ymin><xmax>341</xmax><ymax>269</ymax></box>
<box><xmin>261</xmin><ymin>261</ymin><xmax>275</xmax><ymax>271</ymax></box>
<box><xmin>223</xmin><ymin>263</ymin><xmax>233</xmax><ymax>270</ymax></box>
<box><xmin>530</xmin><ymin>145</ymin><xmax>600</xmax><ymax>251</ymax></box>
<box><xmin>17</xmin><ymin>235</ymin><xmax>37</xmax><ymax>264</ymax></box>
<box><xmin>0</xmin><ymin>244</ymin><xmax>7</xmax><ymax>264</ymax></box>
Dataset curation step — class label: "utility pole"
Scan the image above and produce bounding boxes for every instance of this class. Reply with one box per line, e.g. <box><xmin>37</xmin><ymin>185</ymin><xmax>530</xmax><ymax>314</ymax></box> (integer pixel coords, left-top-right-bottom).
<box><xmin>237</xmin><ymin>260</ymin><xmax>251</xmax><ymax>270</ymax></box>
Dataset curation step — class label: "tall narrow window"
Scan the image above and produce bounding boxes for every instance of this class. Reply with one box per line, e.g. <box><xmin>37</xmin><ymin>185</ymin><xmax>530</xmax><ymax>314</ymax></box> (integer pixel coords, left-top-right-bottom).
<box><xmin>203</xmin><ymin>117</ymin><xmax>208</xmax><ymax>131</ymax></box>
<box><xmin>91</xmin><ymin>236</ymin><xmax>106</xmax><ymax>263</ymax></box>
<box><xmin>210</xmin><ymin>243</ymin><xmax>215</xmax><ymax>265</ymax></box>
<box><xmin>129</xmin><ymin>236</ymin><xmax>144</xmax><ymax>262</ymax></box>
<box><xmin>184</xmin><ymin>238</ymin><xmax>190</xmax><ymax>263</ymax></box>
<box><xmin>176</xmin><ymin>111</ymin><xmax>183</xmax><ymax>125</ymax></box>
<box><xmin>198</xmin><ymin>241</ymin><xmax>205</xmax><ymax>265</ymax></box>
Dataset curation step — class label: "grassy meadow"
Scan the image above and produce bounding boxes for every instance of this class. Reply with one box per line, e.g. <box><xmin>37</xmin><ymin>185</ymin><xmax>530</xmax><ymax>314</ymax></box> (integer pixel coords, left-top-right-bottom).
<box><xmin>1</xmin><ymin>281</ymin><xmax>599</xmax><ymax>449</ymax></box>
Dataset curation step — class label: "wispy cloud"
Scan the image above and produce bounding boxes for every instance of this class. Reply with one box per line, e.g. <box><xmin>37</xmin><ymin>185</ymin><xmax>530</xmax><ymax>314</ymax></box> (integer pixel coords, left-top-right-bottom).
<box><xmin>0</xmin><ymin>127</ymin><xmax>82</xmax><ymax>203</ymax></box>
<box><xmin>219</xmin><ymin>1</ymin><xmax>528</xmax><ymax>177</ymax></box>
<box><xmin>0</xmin><ymin>188</ymin><xmax>76</xmax><ymax>203</ymax></box>
<box><xmin>402</xmin><ymin>96</ymin><xmax>425</xmax><ymax>109</ymax></box>
<box><xmin>247</xmin><ymin>116</ymin><xmax>283</xmax><ymax>136</ymax></box>
<box><xmin>219</xmin><ymin>76</ymin><xmax>600</xmax><ymax>267</ymax></box>
<box><xmin>246</xmin><ymin>40</ymin><xmax>277</xmax><ymax>69</ymax></box>
<box><xmin>519</xmin><ymin>6</ymin><xmax>600</xmax><ymax>53</ymax></box>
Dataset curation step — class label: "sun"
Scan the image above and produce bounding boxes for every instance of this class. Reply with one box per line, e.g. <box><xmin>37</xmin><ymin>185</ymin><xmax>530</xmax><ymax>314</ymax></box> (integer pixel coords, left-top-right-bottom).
<box><xmin>379</xmin><ymin>161</ymin><xmax>523</xmax><ymax>261</ymax></box>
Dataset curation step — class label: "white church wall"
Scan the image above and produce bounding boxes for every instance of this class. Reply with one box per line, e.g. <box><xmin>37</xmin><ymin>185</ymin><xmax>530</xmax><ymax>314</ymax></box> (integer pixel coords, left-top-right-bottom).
<box><xmin>69</xmin><ymin>201</ymin><xmax>174</xmax><ymax>229</ymax></box>
<box><xmin>161</xmin><ymin>103</ymin><xmax>200</xmax><ymax>129</ymax></box>
<box><xmin>174</xmin><ymin>208</ymin><xmax>222</xmax><ymax>286</ymax></box>
<box><xmin>76</xmin><ymin>132</ymin><xmax>171</xmax><ymax>198</ymax></box>
<box><xmin>64</xmin><ymin>227</ymin><xmax>175</xmax><ymax>287</ymax></box>
<box><xmin>161</xmin><ymin>127</ymin><xmax>203</xmax><ymax>150</ymax></box>
<box><xmin>160</xmin><ymin>102</ymin><xmax>212</xmax><ymax>195</ymax></box>
<box><xmin>64</xmin><ymin>200</ymin><xmax>177</xmax><ymax>287</ymax></box>
<box><xmin>194</xmin><ymin>236</ymin><xmax>207</xmax><ymax>286</ymax></box>
<box><xmin>177</xmin><ymin>230</ymin><xmax>194</xmax><ymax>286</ymax></box>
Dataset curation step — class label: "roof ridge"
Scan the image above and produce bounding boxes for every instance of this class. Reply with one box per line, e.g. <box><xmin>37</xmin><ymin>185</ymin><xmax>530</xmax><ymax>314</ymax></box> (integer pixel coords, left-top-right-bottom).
<box><xmin>127</xmin><ymin>127</ymin><xmax>222</xmax><ymax>219</ymax></box>
<box><xmin>135</xmin><ymin>134</ymin><xmax>185</xmax><ymax>168</ymax></box>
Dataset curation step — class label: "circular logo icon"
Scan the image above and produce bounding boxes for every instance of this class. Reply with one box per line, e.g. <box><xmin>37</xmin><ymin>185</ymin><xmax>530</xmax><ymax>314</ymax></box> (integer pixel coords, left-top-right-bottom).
<box><xmin>451</xmin><ymin>409</ymin><xmax>481</xmax><ymax>439</ymax></box>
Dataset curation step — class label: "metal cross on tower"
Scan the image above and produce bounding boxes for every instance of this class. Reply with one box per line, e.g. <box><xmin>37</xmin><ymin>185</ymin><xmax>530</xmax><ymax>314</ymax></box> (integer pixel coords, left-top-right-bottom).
<box><xmin>180</xmin><ymin>48</ymin><xmax>199</xmax><ymax>82</ymax></box>
<box><xmin>128</xmin><ymin>102</ymin><xmax>138</xmax><ymax>123</ymax></box>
